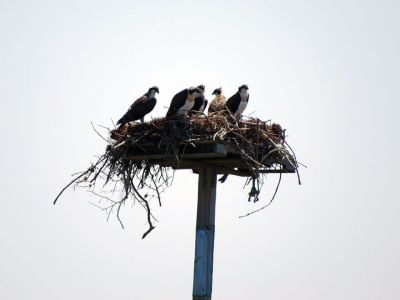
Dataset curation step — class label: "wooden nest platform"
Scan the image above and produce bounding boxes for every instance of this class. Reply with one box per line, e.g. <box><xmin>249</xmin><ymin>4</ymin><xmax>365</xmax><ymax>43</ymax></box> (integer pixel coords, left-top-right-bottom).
<box><xmin>122</xmin><ymin>141</ymin><xmax>295</xmax><ymax>176</ymax></box>
<box><xmin>109</xmin><ymin>115</ymin><xmax>297</xmax><ymax>177</ymax></box>
<box><xmin>54</xmin><ymin>114</ymin><xmax>299</xmax><ymax>239</ymax></box>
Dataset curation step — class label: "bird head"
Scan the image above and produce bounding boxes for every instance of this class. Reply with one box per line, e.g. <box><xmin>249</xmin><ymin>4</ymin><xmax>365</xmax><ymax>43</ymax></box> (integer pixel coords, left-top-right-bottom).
<box><xmin>147</xmin><ymin>86</ymin><xmax>159</xmax><ymax>98</ymax></box>
<box><xmin>188</xmin><ymin>87</ymin><xmax>202</xmax><ymax>101</ymax></box>
<box><xmin>238</xmin><ymin>84</ymin><xmax>249</xmax><ymax>92</ymax></box>
<box><xmin>149</xmin><ymin>86</ymin><xmax>159</xmax><ymax>94</ymax></box>
<box><xmin>212</xmin><ymin>87</ymin><xmax>222</xmax><ymax>96</ymax></box>
<box><xmin>197</xmin><ymin>85</ymin><xmax>205</xmax><ymax>94</ymax></box>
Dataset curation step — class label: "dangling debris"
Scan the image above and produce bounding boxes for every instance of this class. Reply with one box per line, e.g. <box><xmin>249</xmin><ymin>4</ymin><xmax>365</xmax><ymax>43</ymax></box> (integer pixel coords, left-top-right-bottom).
<box><xmin>248</xmin><ymin>177</ymin><xmax>260</xmax><ymax>203</ymax></box>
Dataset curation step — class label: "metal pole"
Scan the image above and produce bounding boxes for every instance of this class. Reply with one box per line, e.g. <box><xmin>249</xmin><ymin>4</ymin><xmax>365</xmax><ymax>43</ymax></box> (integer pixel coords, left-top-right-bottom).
<box><xmin>193</xmin><ymin>167</ymin><xmax>217</xmax><ymax>300</ymax></box>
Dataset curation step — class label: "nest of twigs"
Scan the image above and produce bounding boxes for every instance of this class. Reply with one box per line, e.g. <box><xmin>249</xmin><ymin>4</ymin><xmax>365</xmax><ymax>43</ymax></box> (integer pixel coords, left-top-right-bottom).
<box><xmin>54</xmin><ymin>114</ymin><xmax>299</xmax><ymax>238</ymax></box>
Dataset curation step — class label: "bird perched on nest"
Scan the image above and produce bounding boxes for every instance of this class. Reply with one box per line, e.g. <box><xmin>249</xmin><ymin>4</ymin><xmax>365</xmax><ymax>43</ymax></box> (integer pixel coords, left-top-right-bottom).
<box><xmin>208</xmin><ymin>87</ymin><xmax>226</xmax><ymax>115</ymax></box>
<box><xmin>166</xmin><ymin>87</ymin><xmax>203</xmax><ymax>119</ymax></box>
<box><xmin>189</xmin><ymin>85</ymin><xmax>208</xmax><ymax>116</ymax></box>
<box><xmin>226</xmin><ymin>84</ymin><xmax>249</xmax><ymax>118</ymax></box>
<box><xmin>116</xmin><ymin>86</ymin><xmax>159</xmax><ymax>128</ymax></box>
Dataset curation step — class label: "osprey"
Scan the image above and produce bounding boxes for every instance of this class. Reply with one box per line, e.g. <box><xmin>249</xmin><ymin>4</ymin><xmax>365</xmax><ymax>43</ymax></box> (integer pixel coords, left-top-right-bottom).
<box><xmin>225</xmin><ymin>84</ymin><xmax>249</xmax><ymax>117</ymax></box>
<box><xmin>117</xmin><ymin>86</ymin><xmax>159</xmax><ymax>128</ymax></box>
<box><xmin>190</xmin><ymin>85</ymin><xmax>208</xmax><ymax>115</ymax></box>
<box><xmin>166</xmin><ymin>87</ymin><xmax>203</xmax><ymax>119</ymax></box>
<box><xmin>208</xmin><ymin>87</ymin><xmax>226</xmax><ymax>115</ymax></box>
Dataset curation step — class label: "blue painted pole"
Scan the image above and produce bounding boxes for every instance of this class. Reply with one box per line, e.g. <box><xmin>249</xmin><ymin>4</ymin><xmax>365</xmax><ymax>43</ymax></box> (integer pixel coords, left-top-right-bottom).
<box><xmin>193</xmin><ymin>167</ymin><xmax>217</xmax><ymax>300</ymax></box>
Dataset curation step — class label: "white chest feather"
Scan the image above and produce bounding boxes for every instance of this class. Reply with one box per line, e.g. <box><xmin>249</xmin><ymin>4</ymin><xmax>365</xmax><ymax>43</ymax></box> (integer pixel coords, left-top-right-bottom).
<box><xmin>148</xmin><ymin>90</ymin><xmax>156</xmax><ymax>98</ymax></box>
<box><xmin>235</xmin><ymin>100</ymin><xmax>248</xmax><ymax>116</ymax></box>
<box><xmin>177</xmin><ymin>99</ymin><xmax>195</xmax><ymax>116</ymax></box>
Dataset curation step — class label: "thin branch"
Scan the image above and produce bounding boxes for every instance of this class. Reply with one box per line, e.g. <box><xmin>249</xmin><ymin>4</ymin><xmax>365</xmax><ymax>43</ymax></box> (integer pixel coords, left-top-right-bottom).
<box><xmin>53</xmin><ymin>166</ymin><xmax>94</xmax><ymax>204</ymax></box>
<box><xmin>91</xmin><ymin>122</ymin><xmax>108</xmax><ymax>142</ymax></box>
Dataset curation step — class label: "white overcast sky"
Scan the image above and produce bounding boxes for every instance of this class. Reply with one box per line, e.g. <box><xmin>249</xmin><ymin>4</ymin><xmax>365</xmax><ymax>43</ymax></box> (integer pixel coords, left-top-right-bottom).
<box><xmin>1</xmin><ymin>0</ymin><xmax>400</xmax><ymax>299</ymax></box>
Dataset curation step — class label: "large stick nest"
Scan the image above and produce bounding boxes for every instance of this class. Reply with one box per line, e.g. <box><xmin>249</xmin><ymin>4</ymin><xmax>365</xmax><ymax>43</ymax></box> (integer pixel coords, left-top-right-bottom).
<box><xmin>54</xmin><ymin>114</ymin><xmax>300</xmax><ymax>238</ymax></box>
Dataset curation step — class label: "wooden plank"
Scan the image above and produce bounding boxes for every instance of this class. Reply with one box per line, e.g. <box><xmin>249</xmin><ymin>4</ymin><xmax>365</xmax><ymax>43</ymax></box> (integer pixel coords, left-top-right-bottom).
<box><xmin>260</xmin><ymin>168</ymin><xmax>295</xmax><ymax>174</ymax></box>
<box><xmin>167</xmin><ymin>158</ymin><xmax>248</xmax><ymax>167</ymax></box>
<box><xmin>191</xmin><ymin>168</ymin><xmax>251</xmax><ymax>177</ymax></box>
<box><xmin>126</xmin><ymin>143</ymin><xmax>227</xmax><ymax>161</ymax></box>
<box><xmin>124</xmin><ymin>141</ymin><xmax>296</xmax><ymax>174</ymax></box>
<box><xmin>171</xmin><ymin>164</ymin><xmax>295</xmax><ymax>174</ymax></box>
<box><xmin>193</xmin><ymin>168</ymin><xmax>217</xmax><ymax>300</ymax></box>
<box><xmin>190</xmin><ymin>166</ymin><xmax>294</xmax><ymax>175</ymax></box>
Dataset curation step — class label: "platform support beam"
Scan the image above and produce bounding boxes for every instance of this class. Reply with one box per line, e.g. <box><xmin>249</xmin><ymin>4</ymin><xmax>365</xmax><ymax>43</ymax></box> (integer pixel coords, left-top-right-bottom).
<box><xmin>193</xmin><ymin>167</ymin><xmax>217</xmax><ymax>300</ymax></box>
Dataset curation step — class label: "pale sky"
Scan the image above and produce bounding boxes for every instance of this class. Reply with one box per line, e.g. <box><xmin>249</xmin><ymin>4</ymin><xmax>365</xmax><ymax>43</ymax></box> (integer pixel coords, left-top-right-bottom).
<box><xmin>1</xmin><ymin>1</ymin><xmax>400</xmax><ymax>299</ymax></box>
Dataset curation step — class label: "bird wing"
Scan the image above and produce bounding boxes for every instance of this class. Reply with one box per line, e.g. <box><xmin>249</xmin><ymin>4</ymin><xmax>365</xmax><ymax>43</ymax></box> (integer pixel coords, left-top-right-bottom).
<box><xmin>166</xmin><ymin>89</ymin><xmax>188</xmax><ymax>118</ymax></box>
<box><xmin>196</xmin><ymin>99</ymin><xmax>208</xmax><ymax>114</ymax></box>
<box><xmin>191</xmin><ymin>95</ymin><xmax>204</xmax><ymax>111</ymax></box>
<box><xmin>117</xmin><ymin>95</ymin><xmax>148</xmax><ymax>125</ymax></box>
<box><xmin>225</xmin><ymin>93</ymin><xmax>240</xmax><ymax>113</ymax></box>
<box><xmin>202</xmin><ymin>99</ymin><xmax>208</xmax><ymax>112</ymax></box>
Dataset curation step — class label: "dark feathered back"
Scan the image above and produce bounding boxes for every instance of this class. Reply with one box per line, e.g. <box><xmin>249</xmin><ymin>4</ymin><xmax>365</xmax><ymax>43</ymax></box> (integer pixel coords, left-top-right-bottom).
<box><xmin>191</xmin><ymin>94</ymin><xmax>205</xmax><ymax>111</ymax></box>
<box><xmin>225</xmin><ymin>92</ymin><xmax>241</xmax><ymax>113</ymax></box>
<box><xmin>117</xmin><ymin>96</ymin><xmax>157</xmax><ymax>126</ymax></box>
<box><xmin>166</xmin><ymin>89</ymin><xmax>189</xmax><ymax>119</ymax></box>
